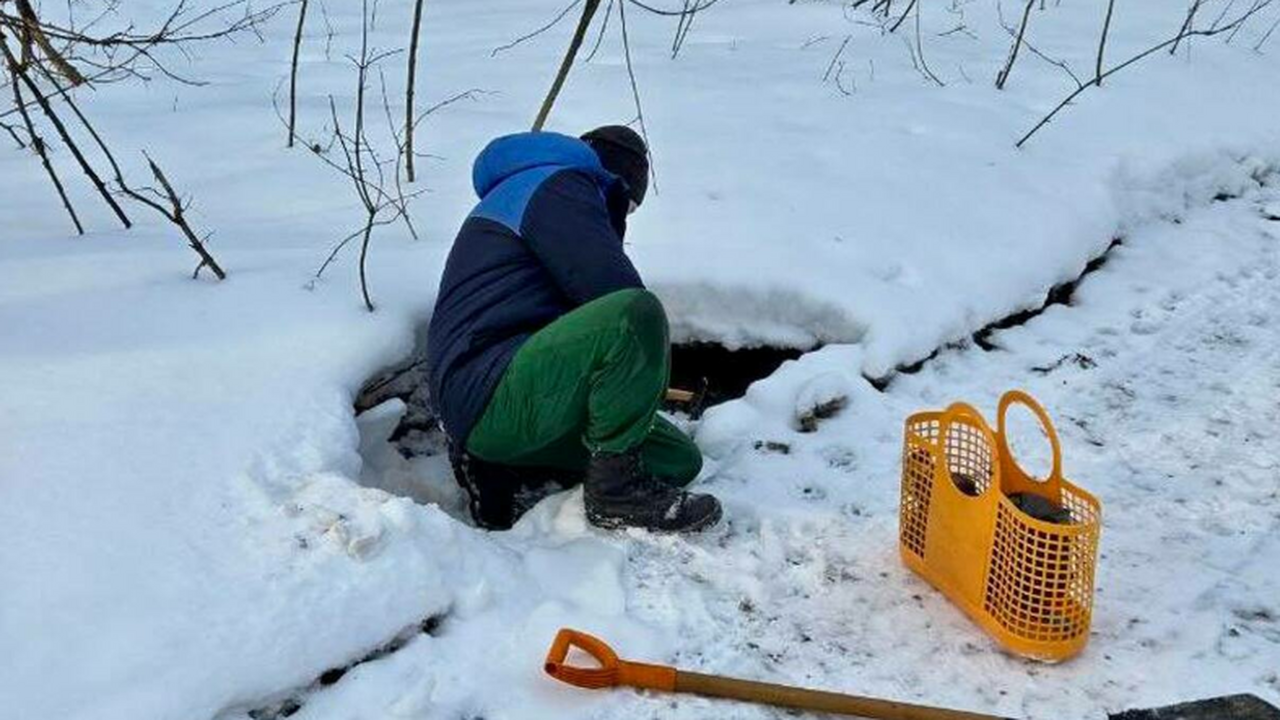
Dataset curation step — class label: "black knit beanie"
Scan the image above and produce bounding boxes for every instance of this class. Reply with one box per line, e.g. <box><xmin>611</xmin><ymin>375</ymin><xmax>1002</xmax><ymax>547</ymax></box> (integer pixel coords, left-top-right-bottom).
<box><xmin>581</xmin><ymin>125</ymin><xmax>649</xmax><ymax>207</ymax></box>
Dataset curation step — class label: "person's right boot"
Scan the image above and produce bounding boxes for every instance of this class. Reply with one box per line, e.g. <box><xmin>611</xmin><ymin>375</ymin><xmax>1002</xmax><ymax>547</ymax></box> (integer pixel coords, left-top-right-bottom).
<box><xmin>584</xmin><ymin>447</ymin><xmax>722</xmax><ymax>532</ymax></box>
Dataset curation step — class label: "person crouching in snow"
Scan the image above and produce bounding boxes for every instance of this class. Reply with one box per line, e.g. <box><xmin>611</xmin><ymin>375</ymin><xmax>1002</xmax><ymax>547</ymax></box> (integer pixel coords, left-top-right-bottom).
<box><xmin>425</xmin><ymin>126</ymin><xmax>723</xmax><ymax>533</ymax></box>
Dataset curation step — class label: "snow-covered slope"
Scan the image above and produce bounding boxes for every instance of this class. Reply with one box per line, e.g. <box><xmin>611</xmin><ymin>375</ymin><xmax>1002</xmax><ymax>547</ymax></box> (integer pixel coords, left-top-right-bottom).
<box><xmin>1</xmin><ymin>1</ymin><xmax>1278</xmax><ymax>719</ymax></box>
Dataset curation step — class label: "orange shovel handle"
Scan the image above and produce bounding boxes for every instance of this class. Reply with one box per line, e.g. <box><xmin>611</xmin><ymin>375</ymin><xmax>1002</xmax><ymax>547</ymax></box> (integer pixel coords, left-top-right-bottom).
<box><xmin>545</xmin><ymin>629</ymin><xmax>1012</xmax><ymax>720</ymax></box>
<box><xmin>544</xmin><ymin>629</ymin><xmax>676</xmax><ymax>692</ymax></box>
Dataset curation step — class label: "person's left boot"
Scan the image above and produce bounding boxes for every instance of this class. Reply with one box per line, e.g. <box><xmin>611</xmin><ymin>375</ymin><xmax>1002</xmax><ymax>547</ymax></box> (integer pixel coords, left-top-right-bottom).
<box><xmin>583</xmin><ymin>447</ymin><xmax>722</xmax><ymax>533</ymax></box>
<box><xmin>448</xmin><ymin>441</ymin><xmax>519</xmax><ymax>530</ymax></box>
<box><xmin>448</xmin><ymin>441</ymin><xmax>576</xmax><ymax>530</ymax></box>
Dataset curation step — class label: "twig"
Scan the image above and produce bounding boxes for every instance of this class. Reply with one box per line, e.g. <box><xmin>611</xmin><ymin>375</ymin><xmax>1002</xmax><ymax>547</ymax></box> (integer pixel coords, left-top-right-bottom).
<box><xmin>997</xmin><ymin>8</ymin><xmax>1082</xmax><ymax>88</ymax></box>
<box><xmin>1228</xmin><ymin>0</ymin><xmax>1267</xmax><ymax>42</ymax></box>
<box><xmin>624</xmin><ymin>0</ymin><xmax>720</xmax><ymax>17</ymax></box>
<box><xmin>118</xmin><ymin>153</ymin><xmax>227</xmax><ymax>279</ymax></box>
<box><xmin>617</xmin><ymin>0</ymin><xmax>656</xmax><ymax>193</ymax></box>
<box><xmin>532</xmin><ymin>0</ymin><xmax>600</xmax><ymax>131</ymax></box>
<box><xmin>823</xmin><ymin>35</ymin><xmax>851</xmax><ymax>82</ymax></box>
<box><xmin>493</xmin><ymin>0</ymin><xmax>580</xmax><ymax>57</ymax></box>
<box><xmin>585</xmin><ymin>0</ymin><xmax>615</xmax><ymax>61</ymax></box>
<box><xmin>1256</xmin><ymin>14</ymin><xmax>1280</xmax><ymax>50</ymax></box>
<box><xmin>1</xmin><ymin>117</ymin><xmax>26</xmax><ymax>148</ymax></box>
<box><xmin>889</xmin><ymin>0</ymin><xmax>918</xmax><ymax>33</ymax></box>
<box><xmin>913</xmin><ymin>0</ymin><xmax>944</xmax><ymax>86</ymax></box>
<box><xmin>670</xmin><ymin>0</ymin><xmax>698</xmax><ymax>57</ymax></box>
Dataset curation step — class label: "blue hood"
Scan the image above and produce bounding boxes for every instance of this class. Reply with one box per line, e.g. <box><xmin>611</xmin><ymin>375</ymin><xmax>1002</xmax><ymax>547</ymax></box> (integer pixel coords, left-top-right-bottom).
<box><xmin>472</xmin><ymin>132</ymin><xmax>615</xmax><ymax>198</ymax></box>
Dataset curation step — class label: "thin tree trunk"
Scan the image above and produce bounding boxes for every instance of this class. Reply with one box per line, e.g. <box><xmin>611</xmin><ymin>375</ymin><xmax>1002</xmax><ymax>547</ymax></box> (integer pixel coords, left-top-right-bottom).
<box><xmin>288</xmin><ymin>0</ymin><xmax>309</xmax><ymax>148</ymax></box>
<box><xmin>358</xmin><ymin>214</ymin><xmax>375</xmax><ymax>311</ymax></box>
<box><xmin>996</xmin><ymin>0</ymin><xmax>1036</xmax><ymax>90</ymax></box>
<box><xmin>1096</xmin><ymin>0</ymin><xmax>1116</xmax><ymax>86</ymax></box>
<box><xmin>405</xmin><ymin>0</ymin><xmax>425</xmax><ymax>182</ymax></box>
<box><xmin>532</xmin><ymin>0</ymin><xmax>601</xmax><ymax>131</ymax></box>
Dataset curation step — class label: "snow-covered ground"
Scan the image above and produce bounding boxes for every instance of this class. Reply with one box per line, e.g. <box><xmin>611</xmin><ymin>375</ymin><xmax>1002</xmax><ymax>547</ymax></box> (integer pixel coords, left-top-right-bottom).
<box><xmin>2</xmin><ymin>1</ymin><xmax>1278</xmax><ymax>719</ymax></box>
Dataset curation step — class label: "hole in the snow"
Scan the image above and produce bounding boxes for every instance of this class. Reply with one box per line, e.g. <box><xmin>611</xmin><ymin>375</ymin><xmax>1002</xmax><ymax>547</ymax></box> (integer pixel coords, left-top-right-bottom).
<box><xmin>352</xmin><ymin>332</ymin><xmax>467</xmax><ymax>521</ymax></box>
<box><xmin>348</xmin><ymin>336</ymin><xmax>806</xmax><ymax>525</ymax></box>
<box><xmin>667</xmin><ymin>342</ymin><xmax>807</xmax><ymax>417</ymax></box>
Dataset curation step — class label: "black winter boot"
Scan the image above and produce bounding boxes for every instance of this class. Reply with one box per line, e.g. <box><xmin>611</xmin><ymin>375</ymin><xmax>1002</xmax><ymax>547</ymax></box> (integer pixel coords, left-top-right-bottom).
<box><xmin>584</xmin><ymin>448</ymin><xmax>722</xmax><ymax>533</ymax></box>
<box><xmin>449</xmin><ymin>440</ymin><xmax>520</xmax><ymax>530</ymax></box>
<box><xmin>448</xmin><ymin>440</ymin><xmax>579</xmax><ymax>530</ymax></box>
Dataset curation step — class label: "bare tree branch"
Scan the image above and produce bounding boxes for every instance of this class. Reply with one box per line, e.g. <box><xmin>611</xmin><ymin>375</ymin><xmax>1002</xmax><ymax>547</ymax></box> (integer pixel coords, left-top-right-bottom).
<box><xmin>624</xmin><ymin>0</ymin><xmax>720</xmax><ymax>17</ymax></box>
<box><xmin>1018</xmin><ymin>0</ymin><xmax>1276</xmax><ymax>148</ymax></box>
<box><xmin>493</xmin><ymin>0</ymin><xmax>580</xmax><ymax>57</ymax></box>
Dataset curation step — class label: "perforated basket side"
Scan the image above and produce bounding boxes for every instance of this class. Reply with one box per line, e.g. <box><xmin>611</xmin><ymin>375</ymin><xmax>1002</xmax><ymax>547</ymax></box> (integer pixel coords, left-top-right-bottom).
<box><xmin>900</xmin><ymin>416</ymin><xmax>939</xmax><ymax>561</ymax></box>
<box><xmin>943</xmin><ymin>417</ymin><xmax>996</xmax><ymax>497</ymax></box>
<box><xmin>982</xmin><ymin>487</ymin><xmax>1100</xmax><ymax>646</ymax></box>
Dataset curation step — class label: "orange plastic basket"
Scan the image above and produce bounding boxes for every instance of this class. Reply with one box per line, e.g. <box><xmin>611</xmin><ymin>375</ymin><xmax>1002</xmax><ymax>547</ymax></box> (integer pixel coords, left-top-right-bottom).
<box><xmin>899</xmin><ymin>390</ymin><xmax>1101</xmax><ymax>662</ymax></box>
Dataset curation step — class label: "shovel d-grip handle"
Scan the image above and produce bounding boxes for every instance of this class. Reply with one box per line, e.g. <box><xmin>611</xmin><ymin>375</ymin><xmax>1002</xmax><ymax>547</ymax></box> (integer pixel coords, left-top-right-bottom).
<box><xmin>544</xmin><ymin>629</ymin><xmax>676</xmax><ymax>691</ymax></box>
<box><xmin>545</xmin><ymin>629</ymin><xmax>1014</xmax><ymax>720</ymax></box>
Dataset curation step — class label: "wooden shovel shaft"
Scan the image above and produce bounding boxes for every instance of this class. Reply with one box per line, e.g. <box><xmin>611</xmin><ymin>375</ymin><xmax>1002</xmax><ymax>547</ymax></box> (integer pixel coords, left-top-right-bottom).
<box><xmin>676</xmin><ymin>671</ymin><xmax>1013</xmax><ymax>720</ymax></box>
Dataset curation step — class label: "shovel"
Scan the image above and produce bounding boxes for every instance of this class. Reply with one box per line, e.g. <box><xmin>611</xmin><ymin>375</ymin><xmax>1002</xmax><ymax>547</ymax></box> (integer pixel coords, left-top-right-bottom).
<box><xmin>544</xmin><ymin>628</ymin><xmax>1279</xmax><ymax>720</ymax></box>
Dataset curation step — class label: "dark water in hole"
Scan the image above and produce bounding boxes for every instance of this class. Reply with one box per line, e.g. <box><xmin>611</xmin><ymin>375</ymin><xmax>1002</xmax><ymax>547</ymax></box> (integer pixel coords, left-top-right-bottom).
<box><xmin>668</xmin><ymin>342</ymin><xmax>806</xmax><ymax>414</ymax></box>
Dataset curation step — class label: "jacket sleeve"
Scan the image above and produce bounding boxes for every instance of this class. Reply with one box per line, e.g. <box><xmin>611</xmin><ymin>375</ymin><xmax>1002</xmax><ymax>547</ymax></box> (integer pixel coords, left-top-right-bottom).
<box><xmin>519</xmin><ymin>169</ymin><xmax>644</xmax><ymax>304</ymax></box>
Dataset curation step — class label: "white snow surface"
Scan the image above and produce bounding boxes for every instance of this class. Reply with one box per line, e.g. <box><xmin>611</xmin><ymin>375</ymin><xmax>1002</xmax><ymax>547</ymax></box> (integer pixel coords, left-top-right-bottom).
<box><xmin>2</xmin><ymin>1</ymin><xmax>1279</xmax><ymax>719</ymax></box>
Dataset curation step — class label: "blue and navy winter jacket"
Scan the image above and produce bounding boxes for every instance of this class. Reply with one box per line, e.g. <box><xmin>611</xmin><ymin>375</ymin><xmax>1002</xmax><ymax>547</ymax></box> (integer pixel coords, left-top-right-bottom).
<box><xmin>426</xmin><ymin>132</ymin><xmax>644</xmax><ymax>442</ymax></box>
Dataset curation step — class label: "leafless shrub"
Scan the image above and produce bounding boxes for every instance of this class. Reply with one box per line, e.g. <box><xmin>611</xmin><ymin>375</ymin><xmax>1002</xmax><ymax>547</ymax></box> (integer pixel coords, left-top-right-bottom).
<box><xmin>0</xmin><ymin>0</ymin><xmax>275</xmax><ymax>271</ymax></box>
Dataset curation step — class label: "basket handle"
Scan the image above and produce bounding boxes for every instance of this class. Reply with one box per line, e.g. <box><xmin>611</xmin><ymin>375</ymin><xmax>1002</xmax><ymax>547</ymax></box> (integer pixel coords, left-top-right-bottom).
<box><xmin>937</xmin><ymin>401</ymin><xmax>991</xmax><ymax>442</ymax></box>
<box><xmin>997</xmin><ymin>390</ymin><xmax>1062</xmax><ymax>482</ymax></box>
<box><xmin>936</xmin><ymin>401</ymin><xmax>999</xmax><ymax>497</ymax></box>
